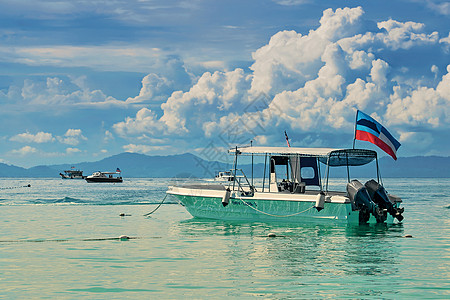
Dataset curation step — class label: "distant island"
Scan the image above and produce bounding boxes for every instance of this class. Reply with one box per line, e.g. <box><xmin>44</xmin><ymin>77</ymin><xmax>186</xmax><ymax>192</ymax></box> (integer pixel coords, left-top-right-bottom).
<box><xmin>0</xmin><ymin>152</ymin><xmax>448</xmax><ymax>178</ymax></box>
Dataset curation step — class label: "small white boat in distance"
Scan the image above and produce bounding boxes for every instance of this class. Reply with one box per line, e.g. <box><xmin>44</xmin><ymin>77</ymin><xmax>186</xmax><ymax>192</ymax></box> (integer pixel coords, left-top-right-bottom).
<box><xmin>214</xmin><ymin>171</ymin><xmax>234</xmax><ymax>182</ymax></box>
<box><xmin>60</xmin><ymin>168</ymin><xmax>85</xmax><ymax>179</ymax></box>
<box><xmin>167</xmin><ymin>146</ymin><xmax>404</xmax><ymax>224</ymax></box>
<box><xmin>85</xmin><ymin>169</ymin><xmax>123</xmax><ymax>183</ymax></box>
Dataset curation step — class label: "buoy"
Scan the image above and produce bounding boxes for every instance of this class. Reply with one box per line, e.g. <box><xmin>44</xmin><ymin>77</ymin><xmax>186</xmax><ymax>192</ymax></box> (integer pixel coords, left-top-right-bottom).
<box><xmin>222</xmin><ymin>188</ymin><xmax>231</xmax><ymax>207</ymax></box>
<box><xmin>314</xmin><ymin>191</ymin><xmax>325</xmax><ymax>212</ymax></box>
<box><xmin>119</xmin><ymin>235</ymin><xmax>129</xmax><ymax>241</ymax></box>
<box><xmin>268</xmin><ymin>233</ymin><xmax>277</xmax><ymax>238</ymax></box>
<box><xmin>403</xmin><ymin>234</ymin><xmax>413</xmax><ymax>238</ymax></box>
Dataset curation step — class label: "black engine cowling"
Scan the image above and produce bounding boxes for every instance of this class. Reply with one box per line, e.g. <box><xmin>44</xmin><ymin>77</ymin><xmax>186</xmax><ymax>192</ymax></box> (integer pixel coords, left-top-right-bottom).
<box><xmin>365</xmin><ymin>179</ymin><xmax>404</xmax><ymax>222</ymax></box>
<box><xmin>347</xmin><ymin>180</ymin><xmax>386</xmax><ymax>223</ymax></box>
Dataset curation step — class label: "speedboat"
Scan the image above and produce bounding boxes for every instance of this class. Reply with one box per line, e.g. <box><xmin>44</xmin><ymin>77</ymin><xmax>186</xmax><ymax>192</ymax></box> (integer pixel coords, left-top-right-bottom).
<box><xmin>214</xmin><ymin>171</ymin><xmax>234</xmax><ymax>182</ymax></box>
<box><xmin>85</xmin><ymin>171</ymin><xmax>123</xmax><ymax>183</ymax></box>
<box><xmin>167</xmin><ymin>146</ymin><xmax>404</xmax><ymax>224</ymax></box>
<box><xmin>60</xmin><ymin>168</ymin><xmax>85</xmax><ymax>179</ymax></box>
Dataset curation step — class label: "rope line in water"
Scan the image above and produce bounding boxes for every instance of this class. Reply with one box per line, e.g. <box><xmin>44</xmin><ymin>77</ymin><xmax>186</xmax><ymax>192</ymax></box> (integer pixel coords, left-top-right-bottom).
<box><xmin>0</xmin><ymin>184</ymin><xmax>31</xmax><ymax>190</ymax></box>
<box><xmin>237</xmin><ymin>194</ymin><xmax>315</xmax><ymax>217</ymax></box>
<box><xmin>143</xmin><ymin>193</ymin><xmax>168</xmax><ymax>216</ymax></box>
<box><xmin>0</xmin><ymin>236</ymin><xmax>165</xmax><ymax>244</ymax></box>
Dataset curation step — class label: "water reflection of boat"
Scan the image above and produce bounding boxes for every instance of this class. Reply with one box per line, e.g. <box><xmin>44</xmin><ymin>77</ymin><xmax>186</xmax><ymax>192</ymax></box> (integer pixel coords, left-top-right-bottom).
<box><xmin>85</xmin><ymin>170</ymin><xmax>123</xmax><ymax>183</ymax></box>
<box><xmin>169</xmin><ymin>217</ymin><xmax>402</xmax><ymax>296</ymax></box>
<box><xmin>59</xmin><ymin>167</ymin><xmax>85</xmax><ymax>179</ymax></box>
<box><xmin>167</xmin><ymin>147</ymin><xmax>404</xmax><ymax>224</ymax></box>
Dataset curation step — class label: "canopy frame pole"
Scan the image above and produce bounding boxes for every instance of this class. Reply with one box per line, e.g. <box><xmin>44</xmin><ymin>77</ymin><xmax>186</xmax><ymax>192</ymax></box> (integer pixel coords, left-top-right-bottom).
<box><xmin>325</xmin><ymin>155</ymin><xmax>331</xmax><ymax>193</ymax></box>
<box><xmin>353</xmin><ymin>110</ymin><xmax>359</xmax><ymax>149</ymax></box>
<box><xmin>232</xmin><ymin>146</ymin><xmax>238</xmax><ymax>191</ymax></box>
<box><xmin>346</xmin><ymin>152</ymin><xmax>350</xmax><ymax>183</ymax></box>
<box><xmin>376</xmin><ymin>154</ymin><xmax>383</xmax><ymax>186</ymax></box>
<box><xmin>251</xmin><ymin>140</ymin><xmax>254</xmax><ymax>190</ymax></box>
<box><xmin>293</xmin><ymin>154</ymin><xmax>299</xmax><ymax>191</ymax></box>
<box><xmin>262</xmin><ymin>153</ymin><xmax>267</xmax><ymax>192</ymax></box>
<box><xmin>317</xmin><ymin>157</ymin><xmax>322</xmax><ymax>191</ymax></box>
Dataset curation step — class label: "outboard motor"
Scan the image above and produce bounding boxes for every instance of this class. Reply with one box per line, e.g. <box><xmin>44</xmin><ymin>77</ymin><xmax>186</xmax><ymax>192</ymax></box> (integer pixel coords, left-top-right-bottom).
<box><xmin>347</xmin><ymin>180</ymin><xmax>386</xmax><ymax>223</ymax></box>
<box><xmin>365</xmin><ymin>179</ymin><xmax>404</xmax><ymax>222</ymax></box>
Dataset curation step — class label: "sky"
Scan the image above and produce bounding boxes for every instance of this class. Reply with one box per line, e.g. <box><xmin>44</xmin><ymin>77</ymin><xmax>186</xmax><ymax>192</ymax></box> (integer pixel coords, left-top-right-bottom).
<box><xmin>0</xmin><ymin>0</ymin><xmax>449</xmax><ymax>168</ymax></box>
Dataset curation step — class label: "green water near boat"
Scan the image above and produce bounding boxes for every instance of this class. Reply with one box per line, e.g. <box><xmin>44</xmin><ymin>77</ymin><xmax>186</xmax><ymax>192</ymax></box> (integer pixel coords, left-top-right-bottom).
<box><xmin>0</xmin><ymin>178</ymin><xmax>448</xmax><ymax>298</ymax></box>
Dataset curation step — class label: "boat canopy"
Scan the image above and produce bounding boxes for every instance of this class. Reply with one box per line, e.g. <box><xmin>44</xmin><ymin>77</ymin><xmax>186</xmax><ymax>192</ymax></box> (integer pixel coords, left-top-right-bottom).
<box><xmin>228</xmin><ymin>147</ymin><xmax>377</xmax><ymax>167</ymax></box>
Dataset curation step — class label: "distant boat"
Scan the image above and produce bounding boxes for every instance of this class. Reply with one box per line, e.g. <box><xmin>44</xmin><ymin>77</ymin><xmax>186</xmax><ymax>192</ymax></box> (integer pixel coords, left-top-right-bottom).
<box><xmin>214</xmin><ymin>171</ymin><xmax>234</xmax><ymax>182</ymax></box>
<box><xmin>85</xmin><ymin>169</ymin><xmax>123</xmax><ymax>183</ymax></box>
<box><xmin>60</xmin><ymin>167</ymin><xmax>85</xmax><ymax>179</ymax></box>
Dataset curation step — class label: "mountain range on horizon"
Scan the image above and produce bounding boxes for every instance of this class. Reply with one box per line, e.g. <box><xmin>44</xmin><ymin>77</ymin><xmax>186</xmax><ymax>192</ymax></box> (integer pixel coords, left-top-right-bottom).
<box><xmin>0</xmin><ymin>152</ymin><xmax>448</xmax><ymax>178</ymax></box>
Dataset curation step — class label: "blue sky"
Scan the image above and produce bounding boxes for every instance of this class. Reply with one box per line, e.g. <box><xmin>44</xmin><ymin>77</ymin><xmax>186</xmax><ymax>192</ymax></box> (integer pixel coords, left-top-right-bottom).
<box><xmin>0</xmin><ymin>0</ymin><xmax>449</xmax><ymax>167</ymax></box>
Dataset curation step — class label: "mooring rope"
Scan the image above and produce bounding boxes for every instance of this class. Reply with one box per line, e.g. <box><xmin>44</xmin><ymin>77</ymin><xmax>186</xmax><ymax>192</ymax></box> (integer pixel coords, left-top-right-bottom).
<box><xmin>0</xmin><ymin>184</ymin><xmax>31</xmax><ymax>190</ymax></box>
<box><xmin>0</xmin><ymin>236</ymin><xmax>144</xmax><ymax>243</ymax></box>
<box><xmin>237</xmin><ymin>194</ymin><xmax>315</xmax><ymax>217</ymax></box>
<box><xmin>143</xmin><ymin>193</ymin><xmax>168</xmax><ymax>216</ymax></box>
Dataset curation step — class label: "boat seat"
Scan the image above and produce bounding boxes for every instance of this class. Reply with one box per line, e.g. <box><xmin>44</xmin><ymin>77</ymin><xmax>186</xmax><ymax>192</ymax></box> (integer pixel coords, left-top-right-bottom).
<box><xmin>292</xmin><ymin>182</ymin><xmax>306</xmax><ymax>193</ymax></box>
<box><xmin>278</xmin><ymin>180</ymin><xmax>291</xmax><ymax>192</ymax></box>
<box><xmin>277</xmin><ymin>181</ymin><xmax>306</xmax><ymax>193</ymax></box>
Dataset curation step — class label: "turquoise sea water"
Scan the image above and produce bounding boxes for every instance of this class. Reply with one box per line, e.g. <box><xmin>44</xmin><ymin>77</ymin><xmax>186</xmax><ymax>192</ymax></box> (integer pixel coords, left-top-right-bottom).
<box><xmin>0</xmin><ymin>178</ymin><xmax>448</xmax><ymax>299</ymax></box>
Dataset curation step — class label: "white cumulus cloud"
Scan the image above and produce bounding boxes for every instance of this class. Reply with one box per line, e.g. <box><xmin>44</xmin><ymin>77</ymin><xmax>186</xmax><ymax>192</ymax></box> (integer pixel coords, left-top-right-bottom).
<box><xmin>386</xmin><ymin>65</ymin><xmax>450</xmax><ymax>128</ymax></box>
<box><xmin>66</xmin><ymin>147</ymin><xmax>81</xmax><ymax>154</ymax></box>
<box><xmin>113</xmin><ymin>6</ymin><xmax>450</xmax><ymax>156</ymax></box>
<box><xmin>123</xmin><ymin>144</ymin><xmax>171</xmax><ymax>154</ymax></box>
<box><xmin>115</xmin><ymin>68</ymin><xmax>252</xmax><ymax>137</ymax></box>
<box><xmin>11</xmin><ymin>146</ymin><xmax>38</xmax><ymax>155</ymax></box>
<box><xmin>57</xmin><ymin>129</ymin><xmax>88</xmax><ymax>146</ymax></box>
<box><xmin>113</xmin><ymin>108</ymin><xmax>163</xmax><ymax>137</ymax></box>
<box><xmin>1</xmin><ymin>76</ymin><xmax>123</xmax><ymax>112</ymax></box>
<box><xmin>377</xmin><ymin>19</ymin><xmax>438</xmax><ymax>50</ymax></box>
<box><xmin>125</xmin><ymin>56</ymin><xmax>193</xmax><ymax>104</ymax></box>
<box><xmin>10</xmin><ymin>131</ymin><xmax>55</xmax><ymax>143</ymax></box>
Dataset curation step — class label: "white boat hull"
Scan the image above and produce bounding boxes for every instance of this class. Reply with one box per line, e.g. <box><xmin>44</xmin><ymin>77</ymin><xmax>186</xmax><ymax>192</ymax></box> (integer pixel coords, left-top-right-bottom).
<box><xmin>85</xmin><ymin>177</ymin><xmax>122</xmax><ymax>183</ymax></box>
<box><xmin>85</xmin><ymin>171</ymin><xmax>123</xmax><ymax>183</ymax></box>
<box><xmin>167</xmin><ymin>186</ymin><xmax>399</xmax><ymax>224</ymax></box>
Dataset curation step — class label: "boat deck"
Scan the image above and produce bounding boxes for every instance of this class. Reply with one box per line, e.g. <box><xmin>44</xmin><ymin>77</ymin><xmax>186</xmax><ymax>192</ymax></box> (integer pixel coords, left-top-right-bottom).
<box><xmin>178</xmin><ymin>183</ymin><xmax>348</xmax><ymax>197</ymax></box>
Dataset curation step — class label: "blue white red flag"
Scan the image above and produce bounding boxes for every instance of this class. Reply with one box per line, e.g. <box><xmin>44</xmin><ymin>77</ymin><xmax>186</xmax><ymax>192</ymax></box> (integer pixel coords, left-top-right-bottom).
<box><xmin>116</xmin><ymin>168</ymin><xmax>121</xmax><ymax>172</ymax></box>
<box><xmin>354</xmin><ymin>110</ymin><xmax>401</xmax><ymax>160</ymax></box>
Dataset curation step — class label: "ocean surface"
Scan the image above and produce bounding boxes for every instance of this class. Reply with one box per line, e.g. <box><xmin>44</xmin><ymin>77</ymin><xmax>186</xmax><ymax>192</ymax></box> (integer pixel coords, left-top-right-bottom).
<box><xmin>0</xmin><ymin>177</ymin><xmax>448</xmax><ymax>299</ymax></box>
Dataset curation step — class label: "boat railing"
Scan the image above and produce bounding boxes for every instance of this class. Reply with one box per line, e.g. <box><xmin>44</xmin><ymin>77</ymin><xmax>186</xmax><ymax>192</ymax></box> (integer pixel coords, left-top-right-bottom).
<box><xmin>229</xmin><ymin>169</ymin><xmax>255</xmax><ymax>195</ymax></box>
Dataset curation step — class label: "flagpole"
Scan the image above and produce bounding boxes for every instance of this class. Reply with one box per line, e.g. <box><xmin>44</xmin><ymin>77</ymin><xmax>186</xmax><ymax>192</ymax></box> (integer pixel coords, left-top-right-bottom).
<box><xmin>285</xmin><ymin>131</ymin><xmax>291</xmax><ymax>147</ymax></box>
<box><xmin>352</xmin><ymin>110</ymin><xmax>359</xmax><ymax>149</ymax></box>
<box><xmin>251</xmin><ymin>140</ymin><xmax>253</xmax><ymax>189</ymax></box>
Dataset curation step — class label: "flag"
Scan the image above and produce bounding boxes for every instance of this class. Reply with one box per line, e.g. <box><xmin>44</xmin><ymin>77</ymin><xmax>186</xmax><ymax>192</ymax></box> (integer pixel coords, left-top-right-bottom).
<box><xmin>284</xmin><ymin>131</ymin><xmax>291</xmax><ymax>147</ymax></box>
<box><xmin>354</xmin><ymin>110</ymin><xmax>401</xmax><ymax>160</ymax></box>
<box><xmin>116</xmin><ymin>168</ymin><xmax>121</xmax><ymax>172</ymax></box>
